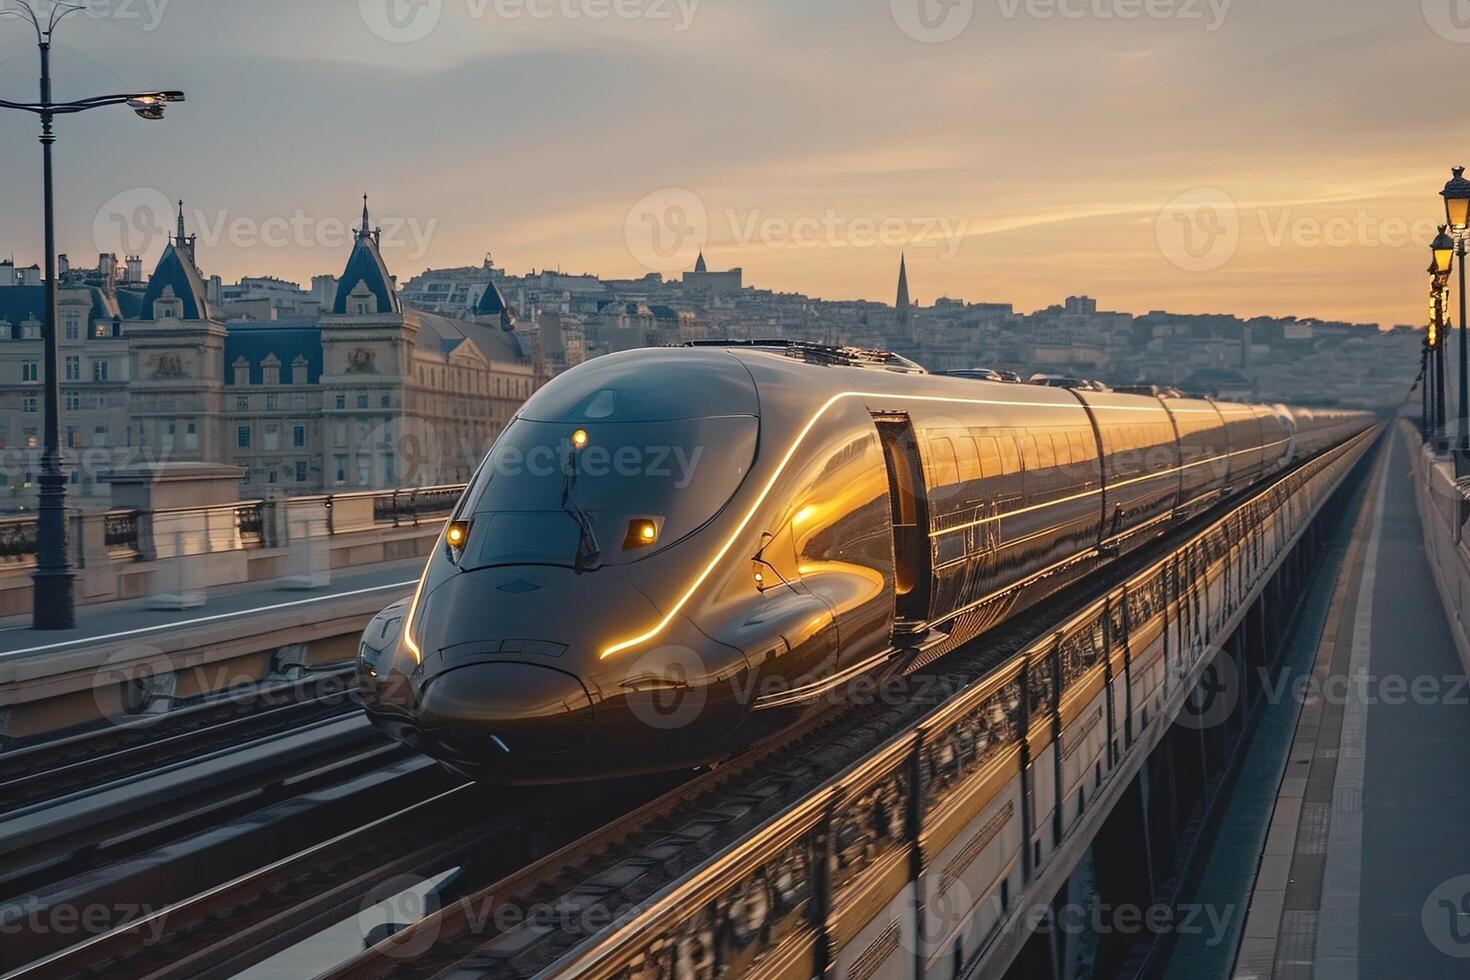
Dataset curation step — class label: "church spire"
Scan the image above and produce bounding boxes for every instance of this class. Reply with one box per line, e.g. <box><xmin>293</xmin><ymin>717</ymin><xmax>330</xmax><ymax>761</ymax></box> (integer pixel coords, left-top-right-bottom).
<box><xmin>176</xmin><ymin>199</ymin><xmax>186</xmax><ymax>246</ymax></box>
<box><xmin>694</xmin><ymin>250</ymin><xmax>708</xmax><ymax>274</ymax></box>
<box><xmin>896</xmin><ymin>253</ymin><xmax>911</xmax><ymax>330</ymax></box>
<box><xmin>361</xmin><ymin>193</ymin><xmax>371</xmax><ymax>237</ymax></box>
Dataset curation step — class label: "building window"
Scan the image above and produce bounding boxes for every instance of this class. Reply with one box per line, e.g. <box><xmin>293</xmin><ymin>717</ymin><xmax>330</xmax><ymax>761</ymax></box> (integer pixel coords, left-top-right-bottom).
<box><xmin>357</xmin><ymin>392</ymin><xmax>369</xmax><ymax>409</ymax></box>
<box><xmin>236</xmin><ymin>394</ymin><xmax>249</xmax><ymax>411</ymax></box>
<box><xmin>64</xmin><ymin>319</ymin><xmax>79</xmax><ymax>340</ymax></box>
<box><xmin>93</xmin><ymin>323</ymin><xmax>108</xmax><ymax>338</ymax></box>
<box><xmin>264</xmin><ymin>424</ymin><xmax>280</xmax><ymax>451</ymax></box>
<box><xmin>92</xmin><ymin>426</ymin><xmax>107</xmax><ymax>448</ymax></box>
<box><xmin>357</xmin><ymin>457</ymin><xmax>370</xmax><ymax>486</ymax></box>
<box><xmin>295</xmin><ymin>460</ymin><xmax>307</xmax><ymax>483</ymax></box>
<box><xmin>163</xmin><ymin>422</ymin><xmax>176</xmax><ymax>452</ymax></box>
<box><xmin>22</xmin><ymin>396</ymin><xmax>36</xmax><ymax>414</ymax></box>
<box><xmin>268</xmin><ymin>469</ymin><xmax>279</xmax><ymax>485</ymax></box>
<box><xmin>334</xmin><ymin>456</ymin><xmax>347</xmax><ymax>485</ymax></box>
<box><xmin>92</xmin><ymin>361</ymin><xmax>109</xmax><ymax>382</ymax></box>
<box><xmin>237</xmin><ymin>425</ymin><xmax>252</xmax><ymax>449</ymax></box>
<box><xmin>263</xmin><ymin>365</ymin><xmax>280</xmax><ymax>385</ymax></box>
<box><xmin>22</xmin><ymin>360</ymin><xmax>38</xmax><ymax>382</ymax></box>
<box><xmin>380</xmin><ymin>392</ymin><xmax>391</xmax><ymax>408</ymax></box>
<box><xmin>65</xmin><ymin>356</ymin><xmax>79</xmax><ymax>381</ymax></box>
<box><xmin>65</xmin><ymin>393</ymin><xmax>80</xmax><ymax>412</ymax></box>
<box><xmin>265</xmin><ymin>393</ymin><xmax>278</xmax><ymax>411</ymax></box>
<box><xmin>335</xmin><ymin>393</ymin><xmax>346</xmax><ymax>410</ymax></box>
<box><xmin>292</xmin><ymin>424</ymin><xmax>306</xmax><ymax>448</ymax></box>
<box><xmin>23</xmin><ymin>430</ymin><xmax>37</xmax><ymax>449</ymax></box>
<box><xmin>66</xmin><ymin>426</ymin><xmax>79</xmax><ymax>449</ymax></box>
<box><xmin>185</xmin><ymin>422</ymin><xmax>198</xmax><ymax>450</ymax></box>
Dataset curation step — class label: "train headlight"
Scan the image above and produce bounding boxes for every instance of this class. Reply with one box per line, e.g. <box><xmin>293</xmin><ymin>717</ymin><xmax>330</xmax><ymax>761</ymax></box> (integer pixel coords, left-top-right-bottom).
<box><xmin>445</xmin><ymin>520</ymin><xmax>471</xmax><ymax>551</ymax></box>
<box><xmin>571</xmin><ymin>429</ymin><xmax>590</xmax><ymax>450</ymax></box>
<box><xmin>623</xmin><ymin>518</ymin><xmax>660</xmax><ymax>550</ymax></box>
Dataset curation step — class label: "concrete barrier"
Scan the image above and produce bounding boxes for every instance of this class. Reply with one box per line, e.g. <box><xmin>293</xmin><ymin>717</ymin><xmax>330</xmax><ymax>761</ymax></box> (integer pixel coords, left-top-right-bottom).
<box><xmin>1408</xmin><ymin>420</ymin><xmax>1470</xmax><ymax>676</ymax></box>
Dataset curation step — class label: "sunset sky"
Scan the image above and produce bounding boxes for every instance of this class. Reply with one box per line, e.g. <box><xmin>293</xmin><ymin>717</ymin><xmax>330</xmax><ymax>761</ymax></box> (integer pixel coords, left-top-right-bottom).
<box><xmin>0</xmin><ymin>0</ymin><xmax>1463</xmax><ymax>328</ymax></box>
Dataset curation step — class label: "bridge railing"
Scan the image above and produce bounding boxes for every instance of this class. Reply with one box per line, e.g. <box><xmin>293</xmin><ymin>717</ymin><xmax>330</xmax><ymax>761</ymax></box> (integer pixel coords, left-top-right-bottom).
<box><xmin>543</xmin><ymin>427</ymin><xmax>1377</xmax><ymax>980</ymax></box>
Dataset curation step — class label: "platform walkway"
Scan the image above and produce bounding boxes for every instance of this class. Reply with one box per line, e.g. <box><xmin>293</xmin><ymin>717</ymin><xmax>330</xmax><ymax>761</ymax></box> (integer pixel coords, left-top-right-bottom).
<box><xmin>1232</xmin><ymin>425</ymin><xmax>1470</xmax><ymax>979</ymax></box>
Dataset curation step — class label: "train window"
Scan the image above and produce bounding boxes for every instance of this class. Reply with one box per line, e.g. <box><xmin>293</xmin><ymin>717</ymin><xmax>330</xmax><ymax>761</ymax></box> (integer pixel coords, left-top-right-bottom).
<box><xmin>999</xmin><ymin>435</ymin><xmax>1021</xmax><ymax>476</ymax></box>
<box><xmin>957</xmin><ymin>436</ymin><xmax>982</xmax><ymax>483</ymax></box>
<box><xmin>1020</xmin><ymin>434</ymin><xmax>1040</xmax><ymax>472</ymax></box>
<box><xmin>1032</xmin><ymin>432</ymin><xmax>1054</xmax><ymax>470</ymax></box>
<box><xmin>977</xmin><ymin>437</ymin><xmax>1002</xmax><ymax>480</ymax></box>
<box><xmin>929</xmin><ymin>437</ymin><xmax>960</xmax><ymax>487</ymax></box>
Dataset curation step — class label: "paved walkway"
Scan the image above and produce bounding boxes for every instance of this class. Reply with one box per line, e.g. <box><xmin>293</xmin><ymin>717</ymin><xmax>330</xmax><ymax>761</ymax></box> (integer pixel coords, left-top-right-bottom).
<box><xmin>1234</xmin><ymin>426</ymin><xmax>1470</xmax><ymax>979</ymax></box>
<box><xmin>0</xmin><ymin>557</ymin><xmax>422</xmax><ymax>663</ymax></box>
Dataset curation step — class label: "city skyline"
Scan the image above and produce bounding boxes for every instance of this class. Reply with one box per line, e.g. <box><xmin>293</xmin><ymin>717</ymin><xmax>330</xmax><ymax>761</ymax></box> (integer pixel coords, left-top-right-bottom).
<box><xmin>0</xmin><ymin>0</ymin><xmax>1463</xmax><ymax>330</ymax></box>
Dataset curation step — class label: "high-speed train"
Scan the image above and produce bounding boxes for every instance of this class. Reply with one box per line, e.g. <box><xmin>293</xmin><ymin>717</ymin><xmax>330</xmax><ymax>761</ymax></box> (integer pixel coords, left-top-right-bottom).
<box><xmin>357</xmin><ymin>343</ymin><xmax>1372</xmax><ymax>783</ymax></box>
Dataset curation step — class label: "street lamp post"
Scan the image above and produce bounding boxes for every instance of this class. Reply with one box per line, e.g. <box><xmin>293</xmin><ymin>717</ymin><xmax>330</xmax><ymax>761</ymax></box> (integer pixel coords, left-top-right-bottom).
<box><xmin>1433</xmin><ymin>227</ymin><xmax>1455</xmax><ymax>452</ymax></box>
<box><xmin>1441</xmin><ymin>168</ymin><xmax>1470</xmax><ymax>463</ymax></box>
<box><xmin>0</xmin><ymin>1</ymin><xmax>184</xmax><ymax>630</ymax></box>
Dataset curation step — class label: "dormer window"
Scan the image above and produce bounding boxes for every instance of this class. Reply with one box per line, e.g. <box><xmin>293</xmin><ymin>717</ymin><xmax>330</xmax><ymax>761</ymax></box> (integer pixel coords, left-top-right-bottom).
<box><xmin>346</xmin><ymin>281</ymin><xmax>376</xmax><ymax>316</ymax></box>
<box><xmin>153</xmin><ymin>285</ymin><xmax>185</xmax><ymax>322</ymax></box>
<box><xmin>232</xmin><ymin>356</ymin><xmax>250</xmax><ymax>386</ymax></box>
<box><xmin>262</xmin><ymin>354</ymin><xmax>281</xmax><ymax>386</ymax></box>
<box><xmin>291</xmin><ymin>355</ymin><xmax>309</xmax><ymax>385</ymax></box>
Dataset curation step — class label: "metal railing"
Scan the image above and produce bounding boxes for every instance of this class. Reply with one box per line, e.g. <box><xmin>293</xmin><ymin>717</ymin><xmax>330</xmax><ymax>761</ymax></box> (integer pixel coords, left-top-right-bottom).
<box><xmin>371</xmin><ymin>485</ymin><xmax>466</xmax><ymax>527</ymax></box>
<box><xmin>0</xmin><ymin>516</ymin><xmax>38</xmax><ymax>562</ymax></box>
<box><xmin>103</xmin><ymin>510</ymin><xmax>139</xmax><ymax>551</ymax></box>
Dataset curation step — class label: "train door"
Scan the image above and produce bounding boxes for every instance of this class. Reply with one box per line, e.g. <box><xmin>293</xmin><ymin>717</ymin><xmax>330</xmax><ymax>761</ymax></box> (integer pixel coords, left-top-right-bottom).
<box><xmin>874</xmin><ymin>415</ymin><xmax>932</xmax><ymax>633</ymax></box>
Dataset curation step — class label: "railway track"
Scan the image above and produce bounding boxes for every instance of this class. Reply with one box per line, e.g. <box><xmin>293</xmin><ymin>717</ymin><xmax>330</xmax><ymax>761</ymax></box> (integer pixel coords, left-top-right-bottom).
<box><xmin>316</xmin><ymin>445</ymin><xmax>1367</xmax><ymax>980</ymax></box>
<box><xmin>0</xmin><ymin>664</ymin><xmax>359</xmax><ymax>812</ymax></box>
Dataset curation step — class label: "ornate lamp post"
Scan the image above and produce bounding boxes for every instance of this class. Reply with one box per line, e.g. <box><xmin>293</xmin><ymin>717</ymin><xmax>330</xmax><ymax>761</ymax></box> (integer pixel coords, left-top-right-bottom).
<box><xmin>1433</xmin><ymin>227</ymin><xmax>1455</xmax><ymax>452</ymax></box>
<box><xmin>1441</xmin><ymin>168</ymin><xmax>1470</xmax><ymax>463</ymax></box>
<box><xmin>0</xmin><ymin>1</ymin><xmax>185</xmax><ymax>630</ymax></box>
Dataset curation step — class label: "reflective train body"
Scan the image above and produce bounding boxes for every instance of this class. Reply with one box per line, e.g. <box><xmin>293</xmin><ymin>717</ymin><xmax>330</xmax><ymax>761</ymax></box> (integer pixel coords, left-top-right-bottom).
<box><xmin>357</xmin><ymin>346</ymin><xmax>1372</xmax><ymax>783</ymax></box>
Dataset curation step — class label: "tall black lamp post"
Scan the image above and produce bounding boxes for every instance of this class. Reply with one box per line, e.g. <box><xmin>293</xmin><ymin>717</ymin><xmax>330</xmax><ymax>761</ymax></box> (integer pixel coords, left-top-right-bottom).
<box><xmin>0</xmin><ymin>1</ymin><xmax>184</xmax><ymax>630</ymax></box>
<box><xmin>1441</xmin><ymin>169</ymin><xmax>1470</xmax><ymax>463</ymax></box>
<box><xmin>1433</xmin><ymin>227</ymin><xmax>1455</xmax><ymax>452</ymax></box>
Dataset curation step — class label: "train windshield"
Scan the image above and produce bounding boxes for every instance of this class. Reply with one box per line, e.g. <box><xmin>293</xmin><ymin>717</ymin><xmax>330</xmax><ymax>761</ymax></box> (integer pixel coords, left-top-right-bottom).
<box><xmin>458</xmin><ymin>416</ymin><xmax>758</xmax><ymax>570</ymax></box>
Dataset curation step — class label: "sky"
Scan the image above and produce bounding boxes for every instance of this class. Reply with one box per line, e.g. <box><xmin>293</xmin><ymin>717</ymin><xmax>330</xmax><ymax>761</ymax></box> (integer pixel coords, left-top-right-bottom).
<box><xmin>0</xmin><ymin>0</ymin><xmax>1464</xmax><ymax>328</ymax></box>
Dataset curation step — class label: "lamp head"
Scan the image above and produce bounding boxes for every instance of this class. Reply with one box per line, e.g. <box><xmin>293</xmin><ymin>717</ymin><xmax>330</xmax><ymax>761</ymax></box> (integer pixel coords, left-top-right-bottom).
<box><xmin>1434</xmin><ymin>225</ymin><xmax>1457</xmax><ymax>276</ymax></box>
<box><xmin>1443</xmin><ymin>167</ymin><xmax>1470</xmax><ymax>233</ymax></box>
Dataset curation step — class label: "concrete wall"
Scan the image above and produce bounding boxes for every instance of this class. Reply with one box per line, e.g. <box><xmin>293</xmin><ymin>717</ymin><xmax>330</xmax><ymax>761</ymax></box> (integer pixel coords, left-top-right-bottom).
<box><xmin>1409</xmin><ymin>423</ymin><xmax>1470</xmax><ymax>676</ymax></box>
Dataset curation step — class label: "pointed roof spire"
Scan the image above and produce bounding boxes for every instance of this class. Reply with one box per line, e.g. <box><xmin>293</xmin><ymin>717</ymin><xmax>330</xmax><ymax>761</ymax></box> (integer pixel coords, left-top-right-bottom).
<box><xmin>694</xmin><ymin>251</ymin><xmax>708</xmax><ymax>274</ymax></box>
<box><xmin>361</xmin><ymin>193</ymin><xmax>371</xmax><ymax>237</ymax></box>
<box><xmin>896</xmin><ymin>253</ymin><xmax>912</xmax><ymax>329</ymax></box>
<box><xmin>176</xmin><ymin>199</ymin><xmax>186</xmax><ymax>245</ymax></box>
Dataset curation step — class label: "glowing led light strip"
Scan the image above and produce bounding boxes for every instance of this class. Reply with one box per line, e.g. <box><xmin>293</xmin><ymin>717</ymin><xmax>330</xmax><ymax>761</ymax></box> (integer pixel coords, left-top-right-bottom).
<box><xmin>599</xmin><ymin>386</ymin><xmax>1282</xmax><ymax>660</ymax></box>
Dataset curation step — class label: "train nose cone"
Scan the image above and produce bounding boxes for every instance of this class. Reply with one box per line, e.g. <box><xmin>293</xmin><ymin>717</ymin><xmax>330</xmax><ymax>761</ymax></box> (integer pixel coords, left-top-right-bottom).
<box><xmin>418</xmin><ymin>663</ymin><xmax>593</xmax><ymax>758</ymax></box>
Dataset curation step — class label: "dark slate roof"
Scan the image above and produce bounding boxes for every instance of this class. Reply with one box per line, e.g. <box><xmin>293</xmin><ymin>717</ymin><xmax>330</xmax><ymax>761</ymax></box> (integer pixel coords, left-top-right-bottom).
<box><xmin>0</xmin><ymin>285</ymin><xmax>45</xmax><ymax>334</ymax></box>
<box><xmin>223</xmin><ymin>319</ymin><xmax>323</xmax><ymax>386</ymax></box>
<box><xmin>116</xmin><ymin>288</ymin><xmax>148</xmax><ymax>320</ymax></box>
<box><xmin>475</xmin><ymin>279</ymin><xmax>510</xmax><ymax>317</ymax></box>
<box><xmin>649</xmin><ymin>305</ymin><xmax>679</xmax><ymax>321</ymax></box>
<box><xmin>0</xmin><ymin>284</ymin><xmax>121</xmax><ymax>337</ymax></box>
<box><xmin>332</xmin><ymin>233</ymin><xmax>400</xmax><ymax>315</ymax></box>
<box><xmin>415</xmin><ymin>310</ymin><xmax>528</xmax><ymax>363</ymax></box>
<box><xmin>141</xmin><ymin>242</ymin><xmax>211</xmax><ymax>320</ymax></box>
